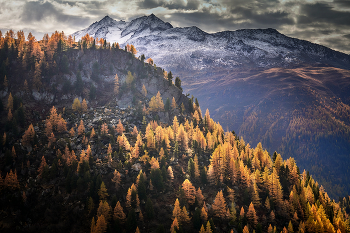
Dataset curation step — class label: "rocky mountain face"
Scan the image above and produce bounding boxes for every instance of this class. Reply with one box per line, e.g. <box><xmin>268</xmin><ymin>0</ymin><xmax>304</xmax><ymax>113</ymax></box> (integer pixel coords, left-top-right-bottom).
<box><xmin>73</xmin><ymin>15</ymin><xmax>350</xmax><ymax>71</ymax></box>
<box><xmin>73</xmin><ymin>15</ymin><xmax>350</xmax><ymax>198</ymax></box>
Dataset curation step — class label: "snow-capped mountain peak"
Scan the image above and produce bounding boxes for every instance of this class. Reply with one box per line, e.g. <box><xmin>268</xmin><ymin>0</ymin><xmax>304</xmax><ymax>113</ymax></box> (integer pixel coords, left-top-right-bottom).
<box><xmin>72</xmin><ymin>14</ymin><xmax>350</xmax><ymax>71</ymax></box>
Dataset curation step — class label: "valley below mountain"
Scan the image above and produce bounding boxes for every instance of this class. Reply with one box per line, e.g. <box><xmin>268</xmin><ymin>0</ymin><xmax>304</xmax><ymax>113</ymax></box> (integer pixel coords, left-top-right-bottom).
<box><xmin>178</xmin><ymin>66</ymin><xmax>350</xmax><ymax>198</ymax></box>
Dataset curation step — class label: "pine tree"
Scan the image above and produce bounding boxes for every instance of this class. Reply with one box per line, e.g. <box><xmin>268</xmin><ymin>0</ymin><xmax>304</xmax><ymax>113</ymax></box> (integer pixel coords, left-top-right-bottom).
<box><xmin>7</xmin><ymin>92</ymin><xmax>13</xmax><ymax>111</ymax></box>
<box><xmin>98</xmin><ymin>182</ymin><xmax>109</xmax><ymax>200</ymax></box>
<box><xmin>201</xmin><ymin>206</ymin><xmax>208</xmax><ymax>222</ymax></box>
<box><xmin>206</xmin><ymin>221</ymin><xmax>213</xmax><ymax>233</ymax></box>
<box><xmin>142</xmin><ymin>84</ymin><xmax>147</xmax><ymax>97</ymax></box>
<box><xmin>95</xmin><ymin>215</ymin><xmax>107</xmax><ymax>233</ymax></box>
<box><xmin>78</xmin><ymin>119</ymin><xmax>85</xmax><ymax>136</ymax></box>
<box><xmin>132</xmin><ymin>126</ymin><xmax>138</xmax><ymax>137</ymax></box>
<box><xmin>247</xmin><ymin>202</ymin><xmax>258</xmax><ymax>227</ymax></box>
<box><xmin>194</xmin><ymin>155</ymin><xmax>200</xmax><ymax>179</ymax></box>
<box><xmin>45</xmin><ymin>120</ymin><xmax>53</xmax><ymax>137</ymax></box>
<box><xmin>145</xmin><ymin>197</ymin><xmax>155</xmax><ymax>219</ymax></box>
<box><xmin>90</xmin><ymin>128</ymin><xmax>96</xmax><ymax>138</ymax></box>
<box><xmin>69</xmin><ymin>127</ymin><xmax>75</xmax><ymax>137</ymax></box>
<box><xmin>72</xmin><ymin>98</ymin><xmax>81</xmax><ymax>111</ymax></box>
<box><xmin>57</xmin><ymin>117</ymin><xmax>67</xmax><ymax>133</ymax></box>
<box><xmin>180</xmin><ymin>206</ymin><xmax>191</xmax><ymax>224</ymax></box>
<box><xmin>116</xmin><ymin>119</ymin><xmax>124</xmax><ymax>135</ymax></box>
<box><xmin>199</xmin><ymin>225</ymin><xmax>206</xmax><ymax>233</ymax></box>
<box><xmin>288</xmin><ymin>220</ymin><xmax>294</xmax><ymax>233</ymax></box>
<box><xmin>91</xmin><ymin>217</ymin><xmax>96</xmax><ymax>233</ymax></box>
<box><xmin>168</xmin><ymin>166</ymin><xmax>174</xmax><ymax>182</ymax></box>
<box><xmin>111</xmin><ymin>169</ymin><xmax>121</xmax><ymax>190</ymax></box>
<box><xmin>37</xmin><ymin>156</ymin><xmax>47</xmax><ymax>178</ymax></box>
<box><xmin>97</xmin><ymin>200</ymin><xmax>112</xmax><ymax>221</ymax></box>
<box><xmin>172</xmin><ymin>198</ymin><xmax>182</xmax><ymax>220</ymax></box>
<box><xmin>126</xmin><ymin>71</ymin><xmax>134</xmax><ymax>85</ymax></box>
<box><xmin>82</xmin><ymin>99</ymin><xmax>88</xmax><ymax>112</ymax></box>
<box><xmin>240</xmin><ymin>207</ymin><xmax>245</xmax><ymax>219</ymax></box>
<box><xmin>243</xmin><ymin>225</ymin><xmax>249</xmax><ymax>233</ymax></box>
<box><xmin>49</xmin><ymin>106</ymin><xmax>59</xmax><ymax>128</ymax></box>
<box><xmin>212</xmin><ymin>190</ymin><xmax>228</xmax><ymax>219</ymax></box>
<box><xmin>196</xmin><ymin>187</ymin><xmax>204</xmax><ymax>206</ymax></box>
<box><xmin>170</xmin><ymin>217</ymin><xmax>179</xmax><ymax>233</ymax></box>
<box><xmin>113</xmin><ymin>201</ymin><xmax>126</xmax><ymax>223</ymax></box>
<box><xmin>182</xmin><ymin>179</ymin><xmax>196</xmax><ymax>205</ymax></box>
<box><xmin>4</xmin><ymin>170</ymin><xmax>20</xmax><ymax>190</ymax></box>
<box><xmin>171</xmin><ymin>97</ymin><xmax>177</xmax><ymax>110</ymax></box>
<box><xmin>101</xmin><ymin>123</ymin><xmax>108</xmax><ymax>135</ymax></box>
<box><xmin>22</xmin><ymin>124</ymin><xmax>35</xmax><ymax>146</ymax></box>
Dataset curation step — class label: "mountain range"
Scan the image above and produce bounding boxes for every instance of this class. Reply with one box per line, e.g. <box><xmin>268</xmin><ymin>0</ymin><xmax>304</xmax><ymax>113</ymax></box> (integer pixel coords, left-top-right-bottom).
<box><xmin>73</xmin><ymin>14</ymin><xmax>350</xmax><ymax>198</ymax></box>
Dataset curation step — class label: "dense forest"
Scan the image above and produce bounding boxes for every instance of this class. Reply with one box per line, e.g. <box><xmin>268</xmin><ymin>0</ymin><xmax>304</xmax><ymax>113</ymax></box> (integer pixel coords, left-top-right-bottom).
<box><xmin>0</xmin><ymin>30</ymin><xmax>350</xmax><ymax>233</ymax></box>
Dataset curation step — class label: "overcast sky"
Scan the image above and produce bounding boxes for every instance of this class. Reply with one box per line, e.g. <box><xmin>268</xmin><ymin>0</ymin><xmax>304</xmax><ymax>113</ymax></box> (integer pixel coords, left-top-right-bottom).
<box><xmin>0</xmin><ymin>0</ymin><xmax>349</xmax><ymax>54</ymax></box>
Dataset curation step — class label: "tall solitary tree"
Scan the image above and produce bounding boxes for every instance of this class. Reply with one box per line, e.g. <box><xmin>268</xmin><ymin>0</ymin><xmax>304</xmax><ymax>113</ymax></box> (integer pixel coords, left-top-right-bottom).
<box><xmin>212</xmin><ymin>190</ymin><xmax>228</xmax><ymax>219</ymax></box>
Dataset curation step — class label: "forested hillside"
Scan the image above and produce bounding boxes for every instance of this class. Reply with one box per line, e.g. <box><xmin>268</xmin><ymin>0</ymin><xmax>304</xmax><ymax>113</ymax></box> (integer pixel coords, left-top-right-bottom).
<box><xmin>0</xmin><ymin>30</ymin><xmax>349</xmax><ymax>233</ymax></box>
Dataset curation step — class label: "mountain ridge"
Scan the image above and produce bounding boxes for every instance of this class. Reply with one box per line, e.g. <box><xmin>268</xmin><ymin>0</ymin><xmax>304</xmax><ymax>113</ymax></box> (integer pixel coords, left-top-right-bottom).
<box><xmin>72</xmin><ymin>14</ymin><xmax>350</xmax><ymax>70</ymax></box>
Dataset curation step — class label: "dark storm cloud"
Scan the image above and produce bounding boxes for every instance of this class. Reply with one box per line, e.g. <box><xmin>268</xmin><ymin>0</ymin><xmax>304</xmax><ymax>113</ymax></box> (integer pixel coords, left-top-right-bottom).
<box><xmin>298</xmin><ymin>2</ymin><xmax>350</xmax><ymax>26</ymax></box>
<box><xmin>333</xmin><ymin>0</ymin><xmax>350</xmax><ymax>8</ymax></box>
<box><xmin>139</xmin><ymin>0</ymin><xmax>161</xmax><ymax>9</ymax></box>
<box><xmin>230</xmin><ymin>7</ymin><xmax>294</xmax><ymax>28</ymax></box>
<box><xmin>21</xmin><ymin>1</ymin><xmax>89</xmax><ymax>27</ymax></box>
<box><xmin>323</xmin><ymin>37</ymin><xmax>350</xmax><ymax>54</ymax></box>
<box><xmin>344</xmin><ymin>34</ymin><xmax>350</xmax><ymax>39</ymax></box>
<box><xmin>139</xmin><ymin>0</ymin><xmax>200</xmax><ymax>10</ymax></box>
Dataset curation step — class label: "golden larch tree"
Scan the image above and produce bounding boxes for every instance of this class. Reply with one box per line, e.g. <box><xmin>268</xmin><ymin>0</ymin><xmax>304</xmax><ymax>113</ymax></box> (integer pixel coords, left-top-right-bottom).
<box><xmin>95</xmin><ymin>215</ymin><xmax>107</xmax><ymax>233</ymax></box>
<box><xmin>101</xmin><ymin>123</ymin><xmax>109</xmax><ymax>135</ymax></box>
<box><xmin>78</xmin><ymin>119</ymin><xmax>85</xmax><ymax>136</ymax></box>
<box><xmin>201</xmin><ymin>206</ymin><xmax>208</xmax><ymax>222</ymax></box>
<box><xmin>196</xmin><ymin>187</ymin><xmax>204</xmax><ymax>206</ymax></box>
<box><xmin>116</xmin><ymin>119</ymin><xmax>124</xmax><ymax>134</ymax></box>
<box><xmin>4</xmin><ymin>169</ymin><xmax>20</xmax><ymax>190</ymax></box>
<box><xmin>97</xmin><ymin>200</ymin><xmax>112</xmax><ymax>221</ymax></box>
<box><xmin>246</xmin><ymin>202</ymin><xmax>258</xmax><ymax>227</ymax></box>
<box><xmin>90</xmin><ymin>128</ymin><xmax>96</xmax><ymax>138</ymax></box>
<box><xmin>57</xmin><ymin>117</ymin><xmax>67</xmax><ymax>133</ymax></box>
<box><xmin>48</xmin><ymin>106</ymin><xmax>59</xmax><ymax>128</ymax></box>
<box><xmin>111</xmin><ymin>169</ymin><xmax>121</xmax><ymax>190</ymax></box>
<box><xmin>168</xmin><ymin>166</ymin><xmax>174</xmax><ymax>182</ymax></box>
<box><xmin>69</xmin><ymin>127</ymin><xmax>75</xmax><ymax>137</ymax></box>
<box><xmin>172</xmin><ymin>198</ymin><xmax>182</xmax><ymax>220</ymax></box>
<box><xmin>132</xmin><ymin>126</ymin><xmax>138</xmax><ymax>137</ymax></box>
<box><xmin>171</xmin><ymin>97</ymin><xmax>177</xmax><ymax>110</ymax></box>
<box><xmin>98</xmin><ymin>182</ymin><xmax>109</xmax><ymax>200</ymax></box>
<box><xmin>182</xmin><ymin>179</ymin><xmax>196</xmax><ymax>205</ymax></box>
<box><xmin>82</xmin><ymin>99</ymin><xmax>88</xmax><ymax>112</ymax></box>
<box><xmin>180</xmin><ymin>206</ymin><xmax>191</xmax><ymax>224</ymax></box>
<box><xmin>113</xmin><ymin>201</ymin><xmax>126</xmax><ymax>223</ymax></box>
<box><xmin>7</xmin><ymin>92</ymin><xmax>13</xmax><ymax>111</ymax></box>
<box><xmin>206</xmin><ymin>221</ymin><xmax>213</xmax><ymax>233</ymax></box>
<box><xmin>72</xmin><ymin>98</ymin><xmax>81</xmax><ymax>112</ymax></box>
<box><xmin>170</xmin><ymin>217</ymin><xmax>179</xmax><ymax>233</ymax></box>
<box><xmin>212</xmin><ymin>190</ymin><xmax>228</xmax><ymax>219</ymax></box>
<box><xmin>22</xmin><ymin>124</ymin><xmax>35</xmax><ymax>146</ymax></box>
<box><xmin>142</xmin><ymin>84</ymin><xmax>147</xmax><ymax>97</ymax></box>
<box><xmin>243</xmin><ymin>225</ymin><xmax>249</xmax><ymax>233</ymax></box>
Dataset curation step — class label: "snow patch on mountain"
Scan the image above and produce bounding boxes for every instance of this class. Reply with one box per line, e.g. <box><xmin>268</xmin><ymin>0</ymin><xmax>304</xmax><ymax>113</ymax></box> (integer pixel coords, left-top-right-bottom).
<box><xmin>72</xmin><ymin>14</ymin><xmax>350</xmax><ymax>71</ymax></box>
